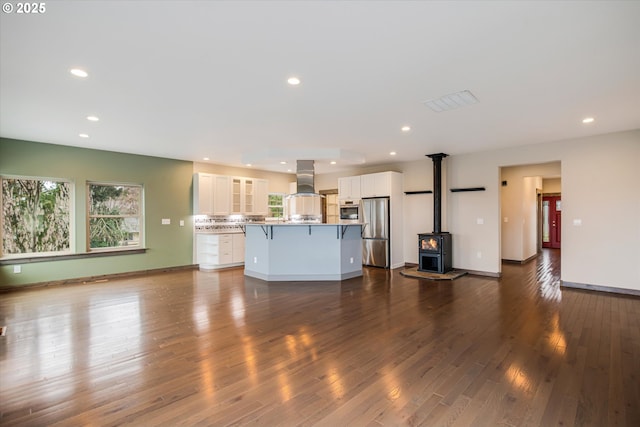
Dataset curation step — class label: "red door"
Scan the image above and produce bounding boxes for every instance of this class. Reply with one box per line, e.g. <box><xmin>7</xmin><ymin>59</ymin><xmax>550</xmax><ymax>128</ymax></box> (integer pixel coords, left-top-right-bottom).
<box><xmin>542</xmin><ymin>196</ymin><xmax>561</xmax><ymax>249</ymax></box>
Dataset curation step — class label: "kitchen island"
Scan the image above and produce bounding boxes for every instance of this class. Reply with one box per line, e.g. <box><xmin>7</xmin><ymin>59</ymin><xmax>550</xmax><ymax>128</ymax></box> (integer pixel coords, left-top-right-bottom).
<box><xmin>243</xmin><ymin>223</ymin><xmax>363</xmax><ymax>281</ymax></box>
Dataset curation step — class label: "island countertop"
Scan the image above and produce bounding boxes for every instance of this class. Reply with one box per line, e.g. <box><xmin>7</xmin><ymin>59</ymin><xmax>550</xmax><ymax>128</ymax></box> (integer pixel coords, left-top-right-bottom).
<box><xmin>243</xmin><ymin>223</ymin><xmax>363</xmax><ymax>281</ymax></box>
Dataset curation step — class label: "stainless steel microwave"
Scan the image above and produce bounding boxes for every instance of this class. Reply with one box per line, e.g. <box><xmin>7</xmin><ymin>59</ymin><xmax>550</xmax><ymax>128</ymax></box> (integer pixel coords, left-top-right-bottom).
<box><xmin>339</xmin><ymin>200</ymin><xmax>361</xmax><ymax>222</ymax></box>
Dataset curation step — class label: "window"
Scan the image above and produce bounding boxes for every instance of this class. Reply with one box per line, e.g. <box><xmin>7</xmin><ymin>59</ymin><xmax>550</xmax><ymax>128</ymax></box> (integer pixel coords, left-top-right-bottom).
<box><xmin>268</xmin><ymin>193</ymin><xmax>284</xmax><ymax>218</ymax></box>
<box><xmin>88</xmin><ymin>183</ymin><xmax>143</xmax><ymax>250</ymax></box>
<box><xmin>1</xmin><ymin>176</ymin><xmax>72</xmax><ymax>257</ymax></box>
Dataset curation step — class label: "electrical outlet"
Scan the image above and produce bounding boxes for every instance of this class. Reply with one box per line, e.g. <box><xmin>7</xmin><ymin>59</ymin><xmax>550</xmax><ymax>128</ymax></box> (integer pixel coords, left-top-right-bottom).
<box><xmin>477</xmin><ymin>251</ymin><xmax>482</xmax><ymax>259</ymax></box>
<box><xmin>13</xmin><ymin>265</ymin><xmax>21</xmax><ymax>274</ymax></box>
<box><xmin>350</xmin><ymin>257</ymin><xmax>354</xmax><ymax>264</ymax></box>
<box><xmin>477</xmin><ymin>218</ymin><xmax>484</xmax><ymax>225</ymax></box>
<box><xmin>253</xmin><ymin>257</ymin><xmax>258</xmax><ymax>264</ymax></box>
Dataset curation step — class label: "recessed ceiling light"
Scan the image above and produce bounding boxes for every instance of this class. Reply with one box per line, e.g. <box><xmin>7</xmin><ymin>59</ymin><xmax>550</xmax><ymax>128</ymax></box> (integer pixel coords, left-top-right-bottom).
<box><xmin>280</xmin><ymin>161</ymin><xmax>287</xmax><ymax>164</ymax></box>
<box><xmin>203</xmin><ymin>157</ymin><xmax>210</xmax><ymax>161</ymax></box>
<box><xmin>287</xmin><ymin>77</ymin><xmax>300</xmax><ymax>85</ymax></box>
<box><xmin>70</xmin><ymin>68</ymin><xmax>88</xmax><ymax>78</ymax></box>
<box><xmin>86</xmin><ymin>115</ymin><xmax>99</xmax><ymax>122</ymax></box>
<box><xmin>401</xmin><ymin>126</ymin><xmax>411</xmax><ymax>132</ymax></box>
<box><xmin>330</xmin><ymin>161</ymin><xmax>337</xmax><ymax>165</ymax></box>
<box><xmin>79</xmin><ymin>133</ymin><xmax>89</xmax><ymax>138</ymax></box>
<box><xmin>582</xmin><ymin>117</ymin><xmax>595</xmax><ymax>124</ymax></box>
<box><xmin>246</xmin><ymin>163</ymin><xmax>252</xmax><ymax>167</ymax></box>
<box><xmin>390</xmin><ymin>151</ymin><xmax>397</xmax><ymax>156</ymax></box>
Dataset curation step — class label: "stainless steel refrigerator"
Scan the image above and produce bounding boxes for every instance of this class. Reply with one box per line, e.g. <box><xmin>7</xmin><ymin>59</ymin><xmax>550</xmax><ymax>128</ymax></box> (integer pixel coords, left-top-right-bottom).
<box><xmin>362</xmin><ymin>197</ymin><xmax>390</xmax><ymax>268</ymax></box>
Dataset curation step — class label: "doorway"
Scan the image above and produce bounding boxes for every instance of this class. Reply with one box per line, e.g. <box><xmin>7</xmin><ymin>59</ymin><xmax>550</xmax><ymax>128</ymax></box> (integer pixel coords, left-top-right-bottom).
<box><xmin>320</xmin><ymin>189</ymin><xmax>339</xmax><ymax>224</ymax></box>
<box><xmin>542</xmin><ymin>195</ymin><xmax>561</xmax><ymax>249</ymax></box>
<box><xmin>500</xmin><ymin>163</ymin><xmax>561</xmax><ymax>264</ymax></box>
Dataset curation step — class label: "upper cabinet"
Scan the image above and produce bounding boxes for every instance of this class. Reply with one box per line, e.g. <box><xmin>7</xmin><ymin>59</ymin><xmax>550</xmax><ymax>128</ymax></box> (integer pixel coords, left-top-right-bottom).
<box><xmin>231</xmin><ymin>177</ymin><xmax>268</xmax><ymax>215</ymax></box>
<box><xmin>212</xmin><ymin>175</ymin><xmax>231</xmax><ymax>215</ymax></box>
<box><xmin>194</xmin><ymin>173</ymin><xmax>268</xmax><ymax>216</ymax></box>
<box><xmin>339</xmin><ymin>171</ymin><xmax>402</xmax><ymax>199</ymax></box>
<box><xmin>253</xmin><ymin>179</ymin><xmax>268</xmax><ymax>216</ymax></box>
<box><xmin>338</xmin><ymin>176</ymin><xmax>361</xmax><ymax>200</ymax></box>
<box><xmin>231</xmin><ymin>177</ymin><xmax>244</xmax><ymax>214</ymax></box>
<box><xmin>194</xmin><ymin>173</ymin><xmax>231</xmax><ymax>215</ymax></box>
<box><xmin>194</xmin><ymin>173</ymin><xmax>215</xmax><ymax>214</ymax></box>
<box><xmin>361</xmin><ymin>172</ymin><xmax>392</xmax><ymax>198</ymax></box>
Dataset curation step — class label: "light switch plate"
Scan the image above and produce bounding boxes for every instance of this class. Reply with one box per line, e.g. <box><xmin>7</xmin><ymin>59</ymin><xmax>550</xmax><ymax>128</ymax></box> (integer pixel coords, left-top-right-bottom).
<box><xmin>162</xmin><ymin>218</ymin><xmax>170</xmax><ymax>225</ymax></box>
<box><xmin>179</xmin><ymin>220</ymin><xmax>185</xmax><ymax>227</ymax></box>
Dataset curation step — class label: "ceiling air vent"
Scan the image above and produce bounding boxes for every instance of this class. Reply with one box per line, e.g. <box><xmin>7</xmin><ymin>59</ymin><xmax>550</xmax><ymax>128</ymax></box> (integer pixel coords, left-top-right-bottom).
<box><xmin>423</xmin><ymin>90</ymin><xmax>479</xmax><ymax>112</ymax></box>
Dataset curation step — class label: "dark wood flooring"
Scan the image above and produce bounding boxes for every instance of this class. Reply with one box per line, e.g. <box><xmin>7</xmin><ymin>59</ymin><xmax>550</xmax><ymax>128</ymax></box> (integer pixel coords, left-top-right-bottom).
<box><xmin>1</xmin><ymin>249</ymin><xmax>639</xmax><ymax>426</ymax></box>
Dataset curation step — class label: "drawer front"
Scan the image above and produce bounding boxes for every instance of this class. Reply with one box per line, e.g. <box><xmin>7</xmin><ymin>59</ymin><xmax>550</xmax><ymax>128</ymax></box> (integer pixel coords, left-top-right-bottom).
<box><xmin>196</xmin><ymin>233</ymin><xmax>241</xmax><ymax>267</ymax></box>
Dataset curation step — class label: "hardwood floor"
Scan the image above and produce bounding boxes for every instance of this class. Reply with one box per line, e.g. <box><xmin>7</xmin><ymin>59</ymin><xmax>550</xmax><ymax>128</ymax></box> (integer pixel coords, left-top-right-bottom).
<box><xmin>1</xmin><ymin>249</ymin><xmax>639</xmax><ymax>426</ymax></box>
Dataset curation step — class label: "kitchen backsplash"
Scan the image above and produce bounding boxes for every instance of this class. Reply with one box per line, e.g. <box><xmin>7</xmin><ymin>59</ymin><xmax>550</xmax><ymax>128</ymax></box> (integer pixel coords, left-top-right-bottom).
<box><xmin>194</xmin><ymin>215</ymin><xmax>265</xmax><ymax>233</ymax></box>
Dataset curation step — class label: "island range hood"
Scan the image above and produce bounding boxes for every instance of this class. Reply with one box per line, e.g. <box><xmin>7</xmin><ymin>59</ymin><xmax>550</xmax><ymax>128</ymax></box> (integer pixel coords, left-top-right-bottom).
<box><xmin>285</xmin><ymin>160</ymin><xmax>323</xmax><ymax>223</ymax></box>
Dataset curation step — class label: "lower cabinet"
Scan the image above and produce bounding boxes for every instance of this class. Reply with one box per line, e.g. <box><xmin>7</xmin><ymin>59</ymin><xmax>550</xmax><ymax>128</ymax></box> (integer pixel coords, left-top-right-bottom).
<box><xmin>232</xmin><ymin>233</ymin><xmax>245</xmax><ymax>263</ymax></box>
<box><xmin>196</xmin><ymin>233</ymin><xmax>245</xmax><ymax>270</ymax></box>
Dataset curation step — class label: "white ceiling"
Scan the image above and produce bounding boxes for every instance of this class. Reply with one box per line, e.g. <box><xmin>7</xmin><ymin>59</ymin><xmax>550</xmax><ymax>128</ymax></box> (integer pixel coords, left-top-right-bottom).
<box><xmin>1</xmin><ymin>1</ymin><xmax>639</xmax><ymax>174</ymax></box>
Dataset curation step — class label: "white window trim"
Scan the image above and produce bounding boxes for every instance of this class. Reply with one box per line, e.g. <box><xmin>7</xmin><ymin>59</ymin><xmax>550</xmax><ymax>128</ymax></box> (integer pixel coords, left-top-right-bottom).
<box><xmin>87</xmin><ymin>181</ymin><xmax>144</xmax><ymax>252</ymax></box>
<box><xmin>0</xmin><ymin>174</ymin><xmax>75</xmax><ymax>259</ymax></box>
<box><xmin>266</xmin><ymin>192</ymin><xmax>285</xmax><ymax>220</ymax></box>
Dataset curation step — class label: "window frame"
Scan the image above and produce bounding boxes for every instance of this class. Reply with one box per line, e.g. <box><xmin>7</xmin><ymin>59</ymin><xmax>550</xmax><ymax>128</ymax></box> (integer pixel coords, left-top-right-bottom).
<box><xmin>0</xmin><ymin>174</ymin><xmax>75</xmax><ymax>259</ymax></box>
<box><xmin>87</xmin><ymin>181</ymin><xmax>144</xmax><ymax>252</ymax></box>
<box><xmin>267</xmin><ymin>192</ymin><xmax>285</xmax><ymax>219</ymax></box>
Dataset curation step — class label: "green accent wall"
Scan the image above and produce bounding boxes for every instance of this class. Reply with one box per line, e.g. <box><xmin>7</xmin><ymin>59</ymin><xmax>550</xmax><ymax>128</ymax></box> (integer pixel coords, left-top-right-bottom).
<box><xmin>0</xmin><ymin>138</ymin><xmax>194</xmax><ymax>288</ymax></box>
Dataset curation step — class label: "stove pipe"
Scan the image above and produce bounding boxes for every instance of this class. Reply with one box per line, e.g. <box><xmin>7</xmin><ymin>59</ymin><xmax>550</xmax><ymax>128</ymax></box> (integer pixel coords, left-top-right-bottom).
<box><xmin>426</xmin><ymin>153</ymin><xmax>448</xmax><ymax>233</ymax></box>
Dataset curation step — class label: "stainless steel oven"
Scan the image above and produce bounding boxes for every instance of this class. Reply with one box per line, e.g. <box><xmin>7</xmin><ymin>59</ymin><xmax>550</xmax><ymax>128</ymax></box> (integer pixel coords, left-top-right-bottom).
<box><xmin>339</xmin><ymin>200</ymin><xmax>361</xmax><ymax>222</ymax></box>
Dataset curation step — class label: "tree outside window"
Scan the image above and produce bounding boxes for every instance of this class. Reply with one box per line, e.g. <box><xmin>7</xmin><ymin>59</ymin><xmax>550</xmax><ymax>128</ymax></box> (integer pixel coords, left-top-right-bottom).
<box><xmin>1</xmin><ymin>177</ymin><xmax>72</xmax><ymax>256</ymax></box>
<box><xmin>88</xmin><ymin>183</ymin><xmax>143</xmax><ymax>250</ymax></box>
<box><xmin>268</xmin><ymin>193</ymin><xmax>284</xmax><ymax>218</ymax></box>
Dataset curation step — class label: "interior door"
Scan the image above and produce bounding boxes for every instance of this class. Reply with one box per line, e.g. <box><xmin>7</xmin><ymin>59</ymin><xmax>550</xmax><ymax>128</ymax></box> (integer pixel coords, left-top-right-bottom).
<box><xmin>542</xmin><ymin>195</ymin><xmax>561</xmax><ymax>248</ymax></box>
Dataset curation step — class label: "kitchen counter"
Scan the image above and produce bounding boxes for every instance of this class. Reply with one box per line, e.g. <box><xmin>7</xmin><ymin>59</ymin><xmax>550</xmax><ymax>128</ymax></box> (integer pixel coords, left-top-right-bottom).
<box><xmin>243</xmin><ymin>223</ymin><xmax>363</xmax><ymax>281</ymax></box>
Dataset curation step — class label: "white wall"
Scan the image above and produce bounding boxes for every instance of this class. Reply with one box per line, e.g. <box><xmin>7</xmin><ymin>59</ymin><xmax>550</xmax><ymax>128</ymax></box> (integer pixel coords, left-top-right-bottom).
<box><xmin>561</xmin><ymin>132</ymin><xmax>639</xmax><ymax>290</ymax></box>
<box><xmin>522</xmin><ymin>176</ymin><xmax>542</xmax><ymax>260</ymax></box>
<box><xmin>543</xmin><ymin>177</ymin><xmax>561</xmax><ymax>193</ymax></box>
<box><xmin>448</xmin><ymin>130</ymin><xmax>640</xmax><ymax>291</ymax></box>
<box><xmin>312</xmin><ymin>130</ymin><xmax>639</xmax><ymax>292</ymax></box>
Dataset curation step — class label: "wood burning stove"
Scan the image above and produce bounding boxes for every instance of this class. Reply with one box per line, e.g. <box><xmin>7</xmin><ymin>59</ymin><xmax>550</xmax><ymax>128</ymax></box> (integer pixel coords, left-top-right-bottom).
<box><xmin>418</xmin><ymin>232</ymin><xmax>452</xmax><ymax>273</ymax></box>
<box><xmin>418</xmin><ymin>153</ymin><xmax>453</xmax><ymax>274</ymax></box>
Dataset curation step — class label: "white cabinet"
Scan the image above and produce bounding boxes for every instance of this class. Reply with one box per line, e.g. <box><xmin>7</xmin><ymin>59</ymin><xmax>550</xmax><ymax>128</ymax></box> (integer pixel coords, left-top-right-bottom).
<box><xmin>212</xmin><ymin>175</ymin><xmax>231</xmax><ymax>215</ymax></box>
<box><xmin>194</xmin><ymin>173</ymin><xmax>231</xmax><ymax>215</ymax></box>
<box><xmin>338</xmin><ymin>176</ymin><xmax>361</xmax><ymax>200</ymax></box>
<box><xmin>361</xmin><ymin>172</ymin><xmax>391</xmax><ymax>198</ymax></box>
<box><xmin>196</xmin><ymin>234</ymin><xmax>220</xmax><ymax>269</ymax></box>
<box><xmin>196</xmin><ymin>233</ymin><xmax>244</xmax><ymax>270</ymax></box>
<box><xmin>232</xmin><ymin>233</ymin><xmax>245</xmax><ymax>263</ymax></box>
<box><xmin>253</xmin><ymin>179</ymin><xmax>268</xmax><ymax>215</ymax></box>
<box><xmin>231</xmin><ymin>177</ymin><xmax>243</xmax><ymax>214</ymax></box>
<box><xmin>196</xmin><ymin>174</ymin><xmax>268</xmax><ymax>216</ymax></box>
<box><xmin>286</xmin><ymin>194</ymin><xmax>321</xmax><ymax>218</ymax></box>
<box><xmin>194</xmin><ymin>173</ymin><xmax>214</xmax><ymax>214</ymax></box>
<box><xmin>217</xmin><ymin>234</ymin><xmax>234</xmax><ymax>265</ymax></box>
<box><xmin>230</xmin><ymin>177</ymin><xmax>269</xmax><ymax>215</ymax></box>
